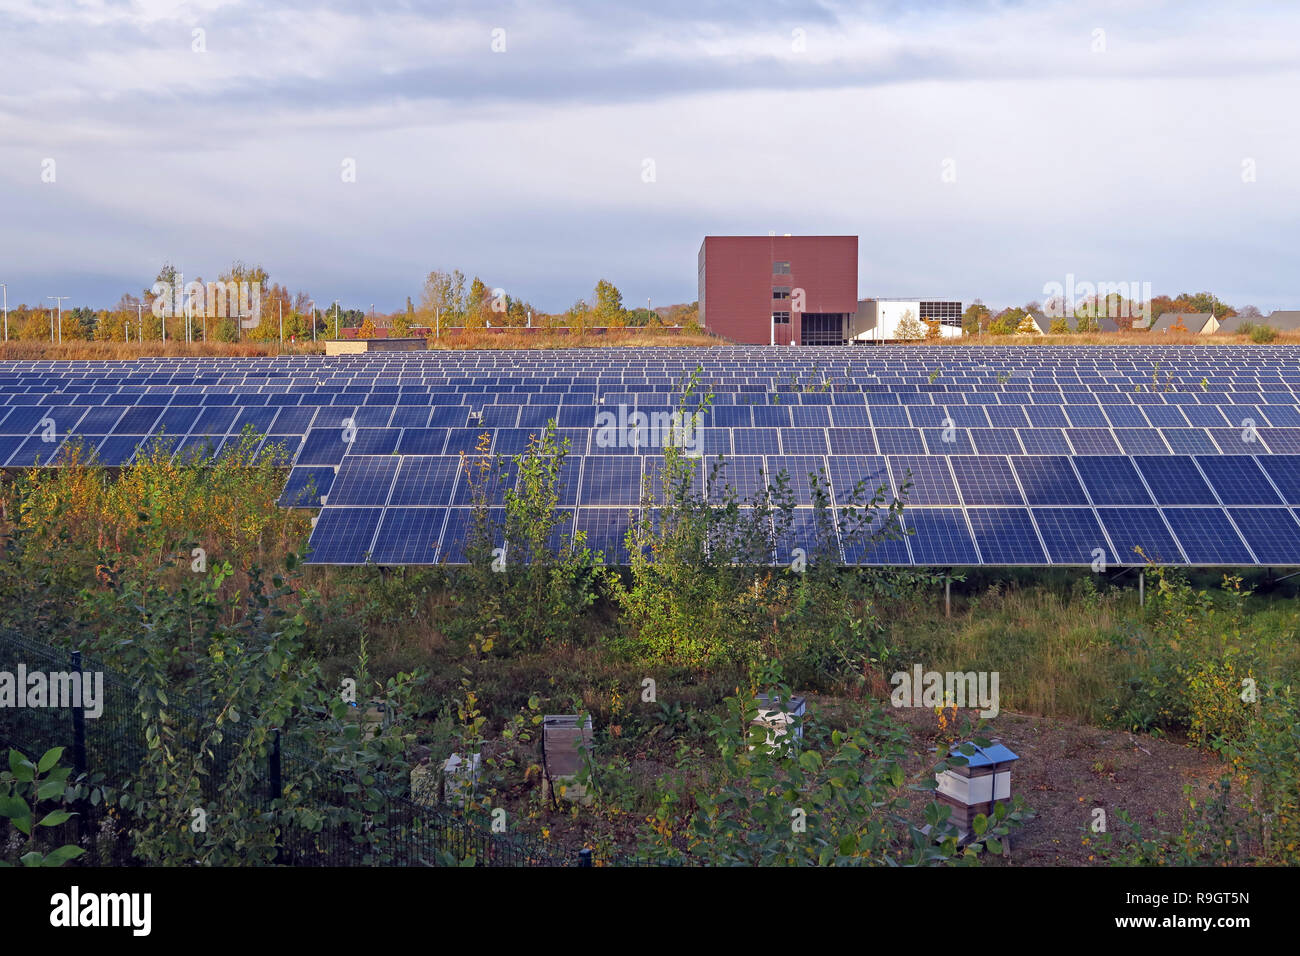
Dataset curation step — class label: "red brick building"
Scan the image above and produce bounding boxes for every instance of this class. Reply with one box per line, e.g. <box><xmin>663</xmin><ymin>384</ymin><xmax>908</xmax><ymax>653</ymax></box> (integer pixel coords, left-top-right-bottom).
<box><xmin>698</xmin><ymin>235</ymin><xmax>858</xmax><ymax>345</ymax></box>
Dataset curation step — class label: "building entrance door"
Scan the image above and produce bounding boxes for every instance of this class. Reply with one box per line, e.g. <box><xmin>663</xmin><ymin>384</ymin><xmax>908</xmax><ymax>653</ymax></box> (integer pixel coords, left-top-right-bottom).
<box><xmin>771</xmin><ymin>312</ymin><xmax>792</xmax><ymax>346</ymax></box>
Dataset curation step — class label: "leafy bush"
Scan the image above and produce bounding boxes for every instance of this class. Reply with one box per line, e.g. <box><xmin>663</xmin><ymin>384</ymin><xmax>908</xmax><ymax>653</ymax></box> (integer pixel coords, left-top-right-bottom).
<box><xmin>637</xmin><ymin>667</ymin><xmax>1029</xmax><ymax>865</ymax></box>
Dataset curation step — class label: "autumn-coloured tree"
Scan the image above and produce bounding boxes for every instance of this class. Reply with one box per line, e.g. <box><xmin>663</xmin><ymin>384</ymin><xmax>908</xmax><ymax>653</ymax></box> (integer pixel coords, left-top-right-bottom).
<box><xmin>1049</xmin><ymin>317</ymin><xmax>1070</xmax><ymax>334</ymax></box>
<box><xmin>894</xmin><ymin>309</ymin><xmax>925</xmax><ymax>341</ymax></box>
<box><xmin>923</xmin><ymin>318</ymin><xmax>943</xmax><ymax>340</ymax></box>
<box><xmin>592</xmin><ymin>279</ymin><xmax>627</xmax><ymax>327</ymax></box>
<box><xmin>357</xmin><ymin>316</ymin><xmax>377</xmax><ymax>339</ymax></box>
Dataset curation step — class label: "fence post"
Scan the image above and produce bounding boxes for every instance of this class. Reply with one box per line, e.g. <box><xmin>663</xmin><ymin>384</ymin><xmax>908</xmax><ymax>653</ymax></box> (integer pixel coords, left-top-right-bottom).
<box><xmin>70</xmin><ymin>650</ymin><xmax>89</xmax><ymax>860</ymax></box>
<box><xmin>269</xmin><ymin>729</ymin><xmax>283</xmax><ymax>864</ymax></box>
<box><xmin>578</xmin><ymin>848</ymin><xmax>593</xmax><ymax>867</ymax></box>
<box><xmin>70</xmin><ymin>650</ymin><xmax>87</xmax><ymax>776</ymax></box>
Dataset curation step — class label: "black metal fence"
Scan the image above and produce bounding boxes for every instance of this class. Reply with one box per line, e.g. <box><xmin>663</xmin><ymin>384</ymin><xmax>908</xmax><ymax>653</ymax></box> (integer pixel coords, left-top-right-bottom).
<box><xmin>0</xmin><ymin>630</ymin><xmax>602</xmax><ymax>867</ymax></box>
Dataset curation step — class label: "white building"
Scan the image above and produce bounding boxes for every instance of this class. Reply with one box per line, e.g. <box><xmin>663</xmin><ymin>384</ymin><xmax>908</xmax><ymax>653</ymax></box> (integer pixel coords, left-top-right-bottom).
<box><xmin>850</xmin><ymin>298</ymin><xmax>963</xmax><ymax>343</ymax></box>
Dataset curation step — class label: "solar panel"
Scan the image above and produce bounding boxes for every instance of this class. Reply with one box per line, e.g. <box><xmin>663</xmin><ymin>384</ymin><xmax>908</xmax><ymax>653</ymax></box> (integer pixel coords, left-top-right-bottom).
<box><xmin>1031</xmin><ymin>507</ymin><xmax>1116</xmax><ymax>565</ymax></box>
<box><xmin>1073</xmin><ymin>456</ymin><xmax>1152</xmax><ymax>505</ymax></box>
<box><xmin>904</xmin><ymin>509</ymin><xmax>981</xmax><ymax>564</ymax></box>
<box><xmin>1161</xmin><ymin>508</ymin><xmax>1254</xmax><ymax>564</ymax></box>
<box><xmin>966</xmin><ymin>508</ymin><xmax>1047</xmax><ymax>564</ymax></box>
<box><xmin>1096</xmin><ymin>508</ymin><xmax>1184</xmax><ymax>565</ymax></box>
<box><xmin>6</xmin><ymin>346</ymin><xmax>1300</xmax><ymax>567</ymax></box>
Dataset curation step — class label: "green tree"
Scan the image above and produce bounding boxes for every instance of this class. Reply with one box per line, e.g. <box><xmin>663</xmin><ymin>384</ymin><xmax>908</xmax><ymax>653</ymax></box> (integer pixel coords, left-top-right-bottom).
<box><xmin>961</xmin><ymin>302</ymin><xmax>989</xmax><ymax>335</ymax></box>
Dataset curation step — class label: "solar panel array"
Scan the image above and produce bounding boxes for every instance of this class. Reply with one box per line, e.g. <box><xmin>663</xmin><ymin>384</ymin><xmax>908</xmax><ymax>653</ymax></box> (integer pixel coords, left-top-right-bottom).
<box><xmin>5</xmin><ymin>346</ymin><xmax>1300</xmax><ymax>568</ymax></box>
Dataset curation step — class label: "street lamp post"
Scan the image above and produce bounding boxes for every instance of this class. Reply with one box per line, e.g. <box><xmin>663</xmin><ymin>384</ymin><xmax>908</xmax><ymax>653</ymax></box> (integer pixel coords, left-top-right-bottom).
<box><xmin>48</xmin><ymin>296</ymin><xmax>69</xmax><ymax>344</ymax></box>
<box><xmin>1</xmin><ymin>282</ymin><xmax>7</xmax><ymax>341</ymax></box>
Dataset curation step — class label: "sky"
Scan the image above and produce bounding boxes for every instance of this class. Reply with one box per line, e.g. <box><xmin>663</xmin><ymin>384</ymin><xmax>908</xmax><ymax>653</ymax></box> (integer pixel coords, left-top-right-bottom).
<box><xmin>2</xmin><ymin>0</ymin><xmax>1299</xmax><ymax>314</ymax></box>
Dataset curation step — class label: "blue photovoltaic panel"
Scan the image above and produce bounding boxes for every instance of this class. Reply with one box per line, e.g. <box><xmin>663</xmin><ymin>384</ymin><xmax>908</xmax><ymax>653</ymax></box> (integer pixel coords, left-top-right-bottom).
<box><xmin>307</xmin><ymin>507</ymin><xmax>383</xmax><ymax>564</ymax></box>
<box><xmin>1259</xmin><ymin>428</ymin><xmax>1300</xmax><ymax>453</ymax></box>
<box><xmin>1161</xmin><ymin>508</ymin><xmax>1254</xmax><ymax>564</ymax></box>
<box><xmin>874</xmin><ymin>428</ymin><xmax>927</xmax><ymax>455</ymax></box>
<box><xmin>1066</xmin><ymin>429</ymin><xmax>1122</xmax><ymax>455</ymax></box>
<box><xmin>396</xmin><ymin>428</ymin><xmax>449</xmax><ymax>455</ymax></box>
<box><xmin>733</xmin><ymin>427</ymin><xmax>778</xmax><ymax>455</ymax></box>
<box><xmin>969</xmin><ymin>429</ymin><xmax>1024</xmax><ymax>455</ymax></box>
<box><xmin>904</xmin><ymin>509</ymin><xmax>980</xmax><ymax>564</ymax></box>
<box><xmin>790</xmin><ymin>406</ymin><xmax>830</xmax><ymax>427</ymax></box>
<box><xmin>827</xmin><ymin>428</ymin><xmax>877</xmax><ymax>455</ymax></box>
<box><xmin>279</xmin><ymin>466</ymin><xmax>336</xmax><ymax>507</ymax></box>
<box><xmin>1074</xmin><ymin>456</ymin><xmax>1152</xmax><ymax>505</ymax></box>
<box><xmin>344</xmin><ymin>428</ymin><xmax>401</xmax><ymax>456</ymax></box>
<box><xmin>1195</xmin><ymin>455</ymin><xmax>1282</xmax><ymax>505</ymax></box>
<box><xmin>574</xmin><ymin>507</ymin><xmax>634</xmax><ymax>564</ymax></box>
<box><xmin>1114</xmin><ymin>429</ymin><xmax>1170</xmax><ymax>455</ymax></box>
<box><xmin>1031</xmin><ymin>508</ymin><xmax>1116</xmax><ymax>565</ymax></box>
<box><xmin>1024</xmin><ymin>405</ymin><xmax>1069</xmax><ymax>428</ymax></box>
<box><xmin>1096</xmin><ymin>508</ymin><xmax>1183</xmax><ymax>565</ymax></box>
<box><xmin>766</xmin><ymin>455</ymin><xmax>828</xmax><ymax>505</ymax></box>
<box><xmin>390</xmin><ymin>456</ymin><xmax>462</xmax><ymax>506</ymax></box>
<box><xmin>297</xmin><ymin>428</ymin><xmax>350</xmax><ymax>465</ymax></box>
<box><xmin>1162</xmin><ymin>429</ymin><xmax>1220</xmax><ymax>455</ymax></box>
<box><xmin>1257</xmin><ymin>456</ymin><xmax>1300</xmax><ymax>503</ymax></box>
<box><xmin>1010</xmin><ymin>456</ymin><xmax>1089</xmax><ymax>505</ymax></box>
<box><xmin>949</xmin><ymin>457</ymin><xmax>1025</xmax><ymax>505</ymax></box>
<box><xmin>9</xmin><ymin>347</ymin><xmax>1300</xmax><ymax>566</ymax></box>
<box><xmin>922</xmin><ymin>428</ymin><xmax>974</xmax><ymax>455</ymax></box>
<box><xmin>780</xmin><ymin>428</ymin><xmax>829</xmax><ymax>455</ymax></box>
<box><xmin>827</xmin><ymin>456</ymin><xmax>892</xmax><ymax>507</ymax></box>
<box><xmin>774</xmin><ymin>508</ymin><xmax>835</xmax><ymax>565</ymax></box>
<box><xmin>845</xmin><ymin>511</ymin><xmax>912</xmax><ymax>565</ymax></box>
<box><xmin>95</xmin><ymin>435</ymin><xmax>145</xmax><ymax>466</ymax></box>
<box><xmin>106</xmin><ymin>411</ymin><xmax>159</xmax><ymax>439</ymax></box>
<box><xmin>1142</xmin><ymin>406</ymin><xmax>1188</xmax><ymax>428</ymax></box>
<box><xmin>578</xmin><ymin>456</ymin><xmax>642</xmax><ymax>506</ymax></box>
<box><xmin>1065</xmin><ymin>406</ymin><xmax>1109</xmax><ymax>428</ymax></box>
<box><xmin>1133</xmin><ymin>456</ymin><xmax>1218</xmax><ymax>504</ymax></box>
<box><xmin>1017</xmin><ymin>429</ymin><xmax>1073</xmax><ymax>455</ymax></box>
<box><xmin>889</xmin><ymin>456</ymin><xmax>959</xmax><ymax>505</ymax></box>
<box><xmin>966</xmin><ymin>508</ymin><xmax>1047</xmax><ymax>564</ymax></box>
<box><xmin>328</xmin><ymin>456</ymin><xmax>400</xmax><ymax>506</ymax></box>
<box><xmin>707</xmin><ymin>456</ymin><xmax>766</xmax><ymax>502</ymax></box>
<box><xmin>1228</xmin><ymin>508</ymin><xmax>1300</xmax><ymax>563</ymax></box>
<box><xmin>370</xmin><ymin>508</ymin><xmax>447</xmax><ymax>564</ymax></box>
<box><xmin>437</xmin><ymin>507</ymin><xmax>505</xmax><ymax>564</ymax></box>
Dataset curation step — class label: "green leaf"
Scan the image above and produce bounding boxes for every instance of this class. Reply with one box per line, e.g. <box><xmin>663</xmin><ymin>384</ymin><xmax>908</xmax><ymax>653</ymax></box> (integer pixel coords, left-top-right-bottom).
<box><xmin>972</xmin><ymin>813</ymin><xmax>988</xmax><ymax>836</ymax></box>
<box><xmin>986</xmin><ymin>837</ymin><xmax>1003</xmax><ymax>855</ymax></box>
<box><xmin>36</xmin><ymin>779</ymin><xmax>65</xmax><ymax>802</ymax></box>
<box><xmin>37</xmin><ymin>810</ymin><xmax>74</xmax><ymax>828</ymax></box>
<box><xmin>37</xmin><ymin>747</ymin><xmax>65</xmax><ymax>774</ymax></box>
<box><xmin>42</xmin><ymin>845</ymin><xmax>85</xmax><ymax>867</ymax></box>
<box><xmin>0</xmin><ymin>795</ymin><xmax>30</xmax><ymax>822</ymax></box>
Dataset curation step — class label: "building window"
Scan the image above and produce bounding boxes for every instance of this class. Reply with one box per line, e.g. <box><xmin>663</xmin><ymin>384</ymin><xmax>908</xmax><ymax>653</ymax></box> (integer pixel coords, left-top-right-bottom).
<box><xmin>773</xmin><ymin>261</ymin><xmax>791</xmax><ymax>275</ymax></box>
<box><xmin>773</xmin><ymin>287</ymin><xmax>791</xmax><ymax>300</ymax></box>
<box><xmin>920</xmin><ymin>300</ymin><xmax>963</xmax><ymax>329</ymax></box>
<box><xmin>801</xmin><ymin>313</ymin><xmax>846</xmax><ymax>346</ymax></box>
<box><xmin>772</xmin><ymin>311</ymin><xmax>791</xmax><ymax>325</ymax></box>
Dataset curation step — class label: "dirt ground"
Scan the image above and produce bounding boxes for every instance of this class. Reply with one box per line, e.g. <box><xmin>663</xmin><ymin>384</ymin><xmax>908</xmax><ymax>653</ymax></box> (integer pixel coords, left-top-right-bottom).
<box><xmin>523</xmin><ymin>701</ymin><xmax>1225</xmax><ymax>866</ymax></box>
<box><xmin>888</xmin><ymin>706</ymin><xmax>1225</xmax><ymax>865</ymax></box>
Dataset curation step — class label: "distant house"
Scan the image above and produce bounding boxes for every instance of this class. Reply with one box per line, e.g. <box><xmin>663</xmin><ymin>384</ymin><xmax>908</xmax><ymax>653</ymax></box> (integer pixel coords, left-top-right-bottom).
<box><xmin>1023</xmin><ymin>309</ymin><xmax>1049</xmax><ymax>334</ymax></box>
<box><xmin>1217</xmin><ymin>311</ymin><xmax>1300</xmax><ymax>335</ymax></box>
<box><xmin>1094</xmin><ymin>313</ymin><xmax>1149</xmax><ymax>333</ymax></box>
<box><xmin>1150</xmin><ymin>312</ymin><xmax>1216</xmax><ymax>334</ymax></box>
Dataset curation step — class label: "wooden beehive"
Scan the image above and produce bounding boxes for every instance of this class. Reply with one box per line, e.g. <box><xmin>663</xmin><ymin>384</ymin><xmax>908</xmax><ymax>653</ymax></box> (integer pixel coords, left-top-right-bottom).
<box><xmin>542</xmin><ymin>715</ymin><xmax>593</xmax><ymax>777</ymax></box>
<box><xmin>935</xmin><ymin>742</ymin><xmax>1018</xmax><ymax>835</ymax></box>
